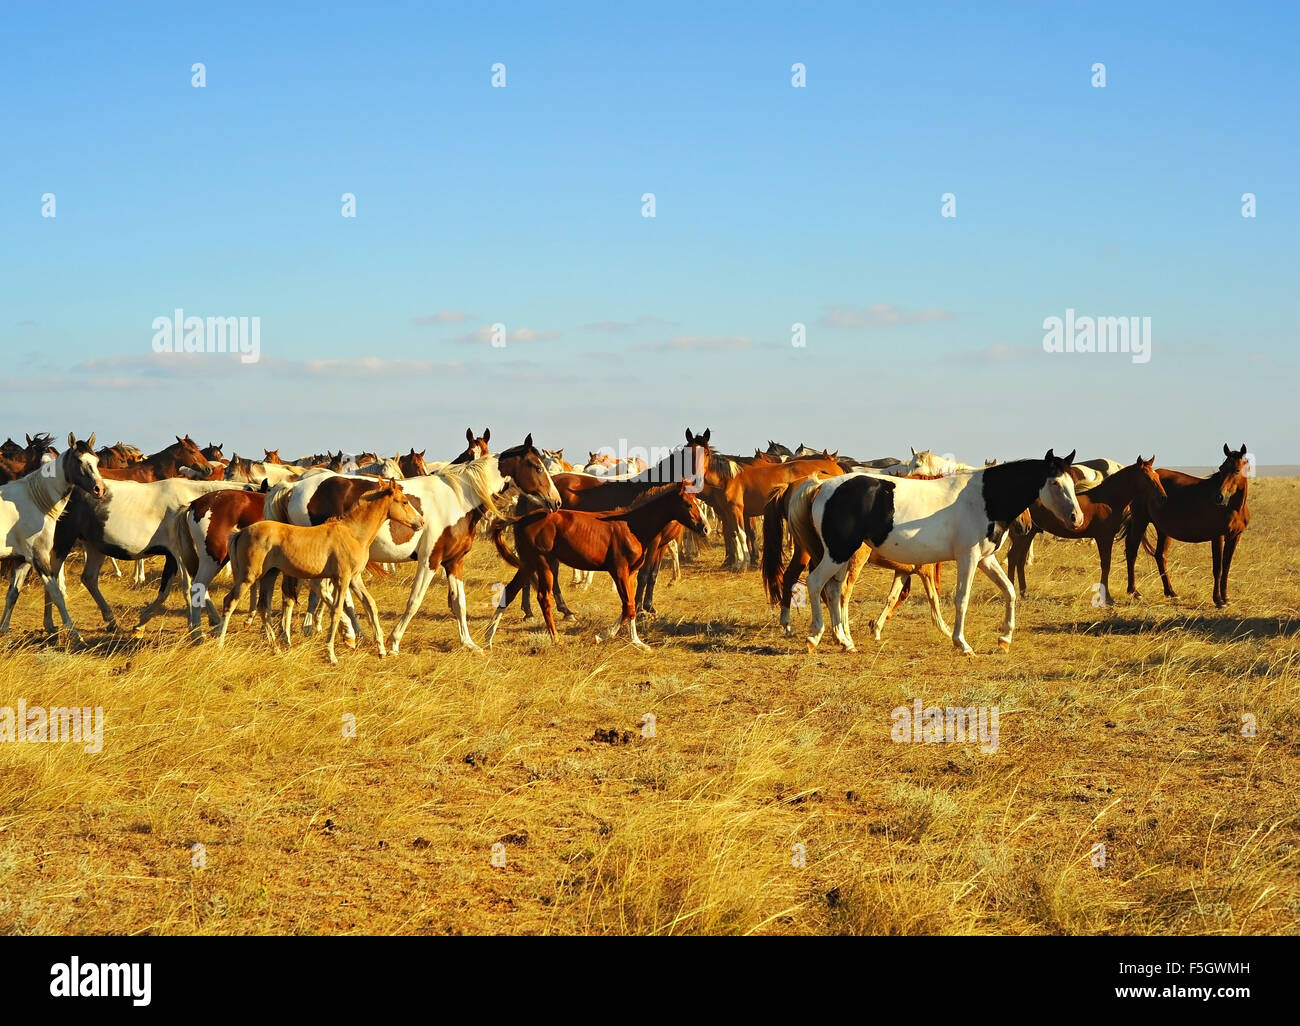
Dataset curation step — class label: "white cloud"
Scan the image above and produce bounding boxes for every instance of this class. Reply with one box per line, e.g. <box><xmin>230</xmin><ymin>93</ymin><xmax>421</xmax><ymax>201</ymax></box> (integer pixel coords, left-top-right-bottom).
<box><xmin>821</xmin><ymin>304</ymin><xmax>957</xmax><ymax>328</ymax></box>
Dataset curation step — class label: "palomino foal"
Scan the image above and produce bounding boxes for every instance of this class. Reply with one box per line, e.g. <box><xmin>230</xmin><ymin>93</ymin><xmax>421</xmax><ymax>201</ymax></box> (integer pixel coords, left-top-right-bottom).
<box><xmin>218</xmin><ymin>481</ymin><xmax>424</xmax><ymax>663</ymax></box>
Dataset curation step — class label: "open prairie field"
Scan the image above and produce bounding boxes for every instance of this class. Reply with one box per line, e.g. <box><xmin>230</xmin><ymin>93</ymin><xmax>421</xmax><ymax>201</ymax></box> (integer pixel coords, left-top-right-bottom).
<box><xmin>1</xmin><ymin>479</ymin><xmax>1296</xmax><ymax>936</ymax></box>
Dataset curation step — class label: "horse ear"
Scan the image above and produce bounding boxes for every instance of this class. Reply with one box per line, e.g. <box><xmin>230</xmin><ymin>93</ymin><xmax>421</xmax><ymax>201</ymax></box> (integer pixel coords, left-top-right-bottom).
<box><xmin>1239</xmin><ymin>443</ymin><xmax>1247</xmax><ymax>455</ymax></box>
<box><xmin>483</xmin><ymin>428</ymin><xmax>490</xmax><ymax>443</ymax></box>
<box><xmin>25</xmin><ymin>433</ymin><xmax>32</xmax><ymax>444</ymax></box>
<box><xmin>1223</xmin><ymin>443</ymin><xmax>1232</xmax><ymax>457</ymax></box>
<box><xmin>1044</xmin><ymin>449</ymin><xmax>1055</xmax><ymax>461</ymax></box>
<box><xmin>466</xmin><ymin>428</ymin><xmax>474</xmax><ymax>445</ymax></box>
<box><xmin>1064</xmin><ymin>449</ymin><xmax>1076</xmax><ymax>465</ymax></box>
<box><xmin>67</xmin><ymin>432</ymin><xmax>76</xmax><ymax>448</ymax></box>
<box><xmin>910</xmin><ymin>446</ymin><xmax>917</xmax><ymax>456</ymax></box>
<box><xmin>702</xmin><ymin>428</ymin><xmax>710</xmax><ymax>443</ymax></box>
<box><xmin>87</xmin><ymin>432</ymin><xmax>96</xmax><ymax>449</ymax></box>
<box><xmin>555</xmin><ymin>449</ymin><xmax>562</xmax><ymax>458</ymax></box>
<box><xmin>685</xmin><ymin>428</ymin><xmax>693</xmax><ymax>443</ymax></box>
<box><xmin>524</xmin><ymin>433</ymin><xmax>533</xmax><ymax>448</ymax></box>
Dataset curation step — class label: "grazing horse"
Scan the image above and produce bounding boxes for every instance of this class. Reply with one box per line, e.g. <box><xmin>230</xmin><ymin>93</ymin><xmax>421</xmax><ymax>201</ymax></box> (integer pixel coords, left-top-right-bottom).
<box><xmin>763</xmin><ymin>472</ymin><xmax>951</xmax><ymax>643</ymax></box>
<box><xmin>485</xmin><ymin>481</ymin><xmax>709</xmax><ymax>651</ymax></box>
<box><xmin>803</xmin><ymin>451</ymin><xmax>1082</xmax><ymax>655</ymax></box>
<box><xmin>219</xmin><ymin>481</ymin><xmax>424</xmax><ymax>663</ymax></box>
<box><xmin>453</xmin><ymin>428</ymin><xmax>491</xmax><ymax>464</ymax></box>
<box><xmin>268</xmin><ymin>436</ymin><xmax>560</xmax><ymax>652</ymax></box>
<box><xmin>0</xmin><ymin>435</ymin><xmax>107</xmax><ymax>645</ymax></box>
<box><xmin>1006</xmin><ymin>457</ymin><xmax>1167</xmax><ymax>602</ymax></box>
<box><xmin>1124</xmin><ymin>444</ymin><xmax>1251</xmax><ymax>607</ymax></box>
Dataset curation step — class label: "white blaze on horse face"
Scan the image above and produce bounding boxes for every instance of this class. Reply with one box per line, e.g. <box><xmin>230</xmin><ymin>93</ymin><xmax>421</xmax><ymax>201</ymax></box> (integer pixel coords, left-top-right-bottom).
<box><xmin>1041</xmin><ymin>471</ymin><xmax>1083</xmax><ymax>528</ymax></box>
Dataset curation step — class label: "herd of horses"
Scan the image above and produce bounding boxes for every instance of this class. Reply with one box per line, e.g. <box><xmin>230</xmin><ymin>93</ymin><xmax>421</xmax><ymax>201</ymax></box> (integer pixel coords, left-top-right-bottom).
<box><xmin>0</xmin><ymin>428</ymin><xmax>1252</xmax><ymax>661</ymax></box>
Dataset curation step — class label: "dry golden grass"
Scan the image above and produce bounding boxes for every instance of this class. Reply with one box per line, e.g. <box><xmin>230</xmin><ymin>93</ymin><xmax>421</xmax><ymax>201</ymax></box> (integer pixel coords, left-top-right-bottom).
<box><xmin>1</xmin><ymin>480</ymin><xmax>1297</xmax><ymax>935</ymax></box>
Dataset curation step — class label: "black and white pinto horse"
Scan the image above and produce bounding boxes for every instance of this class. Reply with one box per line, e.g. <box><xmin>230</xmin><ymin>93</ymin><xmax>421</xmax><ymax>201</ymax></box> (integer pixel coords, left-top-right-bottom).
<box><xmin>0</xmin><ymin>435</ymin><xmax>107</xmax><ymax>645</ymax></box>
<box><xmin>804</xmin><ymin>450</ymin><xmax>1083</xmax><ymax>655</ymax></box>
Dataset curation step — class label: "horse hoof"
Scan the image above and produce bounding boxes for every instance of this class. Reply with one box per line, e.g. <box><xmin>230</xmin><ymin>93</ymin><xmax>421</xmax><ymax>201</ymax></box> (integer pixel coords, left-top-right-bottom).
<box><xmin>961</xmin><ymin>650</ymin><xmax>976</xmax><ymax>659</ymax></box>
<box><xmin>996</xmin><ymin>639</ymin><xmax>1011</xmax><ymax>652</ymax></box>
<box><xmin>806</xmin><ymin>640</ymin><xmax>817</xmax><ymax>653</ymax></box>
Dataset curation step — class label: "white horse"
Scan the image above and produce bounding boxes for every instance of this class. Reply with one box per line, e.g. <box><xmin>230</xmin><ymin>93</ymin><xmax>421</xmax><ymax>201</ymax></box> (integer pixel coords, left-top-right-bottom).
<box><xmin>0</xmin><ymin>435</ymin><xmax>107</xmax><ymax>645</ymax></box>
<box><xmin>881</xmin><ymin>446</ymin><xmax>976</xmax><ymax>477</ymax></box>
<box><xmin>804</xmin><ymin>451</ymin><xmax>1083</xmax><ymax>656</ymax></box>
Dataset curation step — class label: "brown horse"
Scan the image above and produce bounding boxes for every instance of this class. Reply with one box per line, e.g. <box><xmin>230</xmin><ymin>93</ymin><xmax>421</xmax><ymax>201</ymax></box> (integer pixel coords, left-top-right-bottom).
<box><xmin>713</xmin><ymin>451</ymin><xmax>843</xmax><ymax>569</ymax></box>
<box><xmin>1125</xmin><ymin>444</ymin><xmax>1251</xmax><ymax>607</ymax></box>
<box><xmin>762</xmin><ymin>472</ymin><xmax>948</xmax><ymax>641</ymax></box>
<box><xmin>453</xmin><ymin>427</ymin><xmax>491</xmax><ymax>464</ymax></box>
<box><xmin>1006</xmin><ymin>457</ymin><xmax>1167</xmax><ymax>603</ymax></box>
<box><xmin>398</xmin><ymin>448</ymin><xmax>430</xmax><ymax>477</ymax></box>
<box><xmin>0</xmin><ymin>433</ymin><xmax>58</xmax><ymax>483</ymax></box>
<box><xmin>98</xmin><ymin>436</ymin><xmax>211</xmax><ymax>482</ymax></box>
<box><xmin>218</xmin><ymin>480</ymin><xmax>424</xmax><ymax>663</ymax></box>
<box><xmin>485</xmin><ymin>480</ymin><xmax>708</xmax><ymax>650</ymax></box>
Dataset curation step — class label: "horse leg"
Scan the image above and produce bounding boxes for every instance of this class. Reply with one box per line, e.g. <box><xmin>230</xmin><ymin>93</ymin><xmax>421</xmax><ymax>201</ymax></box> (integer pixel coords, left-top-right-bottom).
<box><xmin>0</xmin><ymin>561</ymin><xmax>32</xmax><ymax>635</ymax></box>
<box><xmin>1096</xmin><ymin>533</ymin><xmax>1115</xmax><ymax>606</ymax></box>
<box><xmin>536</xmin><ymin>561</ymin><xmax>560</xmax><ymax>643</ymax></box>
<box><xmin>779</xmin><ymin>548</ymin><xmax>808</xmax><ymax>637</ymax></box>
<box><xmin>950</xmin><ymin>550</ymin><xmax>980</xmax><ymax>656</ymax></box>
<box><xmin>135</xmin><ymin>553</ymin><xmax>179</xmax><ymax>632</ymax></box>
<box><xmin>872</xmin><ymin>571</ymin><xmax>909</xmax><ymax>642</ymax></box>
<box><xmin>1007</xmin><ymin>531</ymin><xmax>1029</xmax><ymax>597</ymax></box>
<box><xmin>1210</xmin><ymin>535</ymin><xmax>1225</xmax><ymax>607</ymax></box>
<box><xmin>745</xmin><ymin>517</ymin><xmax>760</xmax><ymax>569</ymax></box>
<box><xmin>1124</xmin><ymin>516</ymin><xmax>1144</xmax><ymax>597</ymax></box>
<box><xmin>352</xmin><ymin>575</ymin><xmax>386</xmax><ymax>656</ymax></box>
<box><xmin>387</xmin><ymin>559</ymin><xmax>436</xmax><ymax>655</ymax></box>
<box><xmin>667</xmin><ymin>539</ymin><xmax>680</xmax><ymax>583</ymax></box>
<box><xmin>483</xmin><ymin>567</ymin><xmax>528</xmax><ymax>648</ymax></box>
<box><xmin>805</xmin><ymin>555</ymin><xmax>844</xmax><ymax>651</ymax></box>
<box><xmin>1154</xmin><ymin>530</ymin><xmax>1176</xmax><ymax>598</ymax></box>
<box><xmin>1220</xmin><ymin>532</ymin><xmax>1240</xmax><ymax>606</ymax></box>
<box><xmin>520</xmin><ymin>579</ymin><xmax>534</xmax><ymax>620</ymax></box>
<box><xmin>444</xmin><ymin>558</ymin><xmax>478</xmax><ymax>651</ymax></box>
<box><xmin>824</xmin><ymin>570</ymin><xmax>854</xmax><ymax>651</ymax></box>
<box><xmin>280</xmin><ymin>577</ymin><xmax>298</xmax><ymax>648</ymax></box>
<box><xmin>915</xmin><ymin>564</ymin><xmax>952</xmax><ymax>639</ymax></box>
<box><xmin>978</xmin><ymin>553</ymin><xmax>1017</xmax><ymax>651</ymax></box>
<box><xmin>552</xmin><ymin>558</ymin><xmax>575</xmax><ymax>618</ymax></box>
<box><xmin>218</xmin><ymin>564</ymin><xmax>258</xmax><ymax>647</ymax></box>
<box><xmin>622</xmin><ymin>572</ymin><xmax>650</xmax><ymax>651</ymax></box>
<box><xmin>38</xmin><ymin>567</ymin><xmax>84</xmax><ymax>647</ymax></box>
<box><xmin>75</xmin><ymin>547</ymin><xmax>119</xmax><ymax>632</ymax></box>
<box><xmin>324</xmin><ymin>576</ymin><xmax>347</xmax><ymax>664</ymax></box>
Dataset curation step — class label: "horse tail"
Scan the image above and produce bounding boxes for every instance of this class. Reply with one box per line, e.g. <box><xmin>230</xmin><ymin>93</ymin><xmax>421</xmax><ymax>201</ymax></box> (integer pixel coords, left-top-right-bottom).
<box><xmin>761</xmin><ymin>483</ymin><xmax>791</xmax><ymax>605</ymax></box>
<box><xmin>489</xmin><ymin>518</ymin><xmax>521</xmax><ymax>569</ymax></box>
<box><xmin>227</xmin><ymin>526</ymin><xmax>246</xmax><ymax>579</ymax></box>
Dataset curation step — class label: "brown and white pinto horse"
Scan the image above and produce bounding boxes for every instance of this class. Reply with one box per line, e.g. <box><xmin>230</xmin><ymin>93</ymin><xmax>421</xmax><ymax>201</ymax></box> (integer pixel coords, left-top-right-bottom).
<box><xmin>1124</xmin><ymin>444</ymin><xmax>1251</xmax><ymax>607</ymax></box>
<box><xmin>485</xmin><ymin>481</ymin><xmax>709</xmax><ymax>651</ymax></box>
<box><xmin>176</xmin><ymin>486</ymin><xmax>270</xmax><ymax>637</ymax></box>
<box><xmin>452</xmin><ymin>427</ymin><xmax>491</xmax><ymax>464</ymax></box>
<box><xmin>219</xmin><ymin>481</ymin><xmax>424</xmax><ymax>663</ymax></box>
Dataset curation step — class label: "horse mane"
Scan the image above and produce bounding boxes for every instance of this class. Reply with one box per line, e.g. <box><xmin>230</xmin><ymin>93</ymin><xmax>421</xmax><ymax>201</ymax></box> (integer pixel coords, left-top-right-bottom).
<box><xmin>264</xmin><ymin>480</ymin><xmax>297</xmax><ymax>522</ymax></box>
<box><xmin>616</xmin><ymin>481</ymin><xmax>682</xmax><ymax>513</ymax></box>
<box><xmin>432</xmin><ymin>457</ymin><xmax>506</xmax><ymax>519</ymax></box>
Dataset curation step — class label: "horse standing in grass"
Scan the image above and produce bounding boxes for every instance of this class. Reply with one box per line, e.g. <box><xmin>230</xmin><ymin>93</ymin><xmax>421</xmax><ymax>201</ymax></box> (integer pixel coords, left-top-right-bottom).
<box><xmin>176</xmin><ymin>486</ymin><xmax>270</xmax><ymax>638</ymax></box>
<box><xmin>1124</xmin><ymin>444</ymin><xmax>1251</xmax><ymax>607</ymax></box>
<box><xmin>803</xmin><ymin>451</ymin><xmax>1082</xmax><ymax>655</ymax></box>
<box><xmin>1006</xmin><ymin>456</ymin><xmax>1167</xmax><ymax>603</ymax></box>
<box><xmin>763</xmin><ymin>472</ymin><xmax>950</xmax><ymax>643</ymax></box>
<box><xmin>485</xmin><ymin>481</ymin><xmax>709</xmax><ymax>651</ymax></box>
<box><xmin>0</xmin><ymin>435</ymin><xmax>107</xmax><ymax>646</ymax></box>
<box><xmin>219</xmin><ymin>480</ymin><xmax>424</xmax><ymax>663</ymax></box>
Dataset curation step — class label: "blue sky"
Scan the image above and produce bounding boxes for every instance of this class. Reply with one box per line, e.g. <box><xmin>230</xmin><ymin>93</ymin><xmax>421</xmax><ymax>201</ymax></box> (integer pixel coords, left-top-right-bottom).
<box><xmin>1</xmin><ymin>1</ymin><xmax>1295</xmax><ymax>465</ymax></box>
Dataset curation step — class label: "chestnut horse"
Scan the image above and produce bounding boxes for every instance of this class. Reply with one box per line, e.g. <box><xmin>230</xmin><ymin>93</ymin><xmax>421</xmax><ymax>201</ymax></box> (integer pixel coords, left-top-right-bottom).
<box><xmin>1006</xmin><ymin>457</ymin><xmax>1167</xmax><ymax>603</ymax></box>
<box><xmin>485</xmin><ymin>480</ymin><xmax>708</xmax><ymax>650</ymax></box>
<box><xmin>1124</xmin><ymin>444</ymin><xmax>1251</xmax><ymax>607</ymax></box>
<box><xmin>98</xmin><ymin>436</ymin><xmax>212</xmax><ymax>483</ymax></box>
<box><xmin>714</xmin><ymin>451</ymin><xmax>843</xmax><ymax>569</ymax></box>
<box><xmin>453</xmin><ymin>428</ymin><xmax>491</xmax><ymax>464</ymax></box>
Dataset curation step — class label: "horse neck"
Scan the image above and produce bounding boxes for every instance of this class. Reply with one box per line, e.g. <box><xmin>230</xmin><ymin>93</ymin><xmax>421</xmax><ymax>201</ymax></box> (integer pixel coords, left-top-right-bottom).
<box><xmin>24</xmin><ymin>455</ymin><xmax>74</xmax><ymax>515</ymax></box>
<box><xmin>622</xmin><ymin>491</ymin><xmax>684</xmax><ymax>541</ymax></box>
<box><xmin>341</xmin><ymin>492</ymin><xmax>393</xmax><ymax>543</ymax></box>
<box><xmin>1080</xmin><ymin>465</ymin><xmax>1138</xmax><ymax>507</ymax></box>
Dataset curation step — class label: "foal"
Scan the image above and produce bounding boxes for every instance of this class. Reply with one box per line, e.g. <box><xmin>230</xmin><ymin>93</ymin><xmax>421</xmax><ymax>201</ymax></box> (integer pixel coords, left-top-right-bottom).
<box><xmin>485</xmin><ymin>481</ymin><xmax>709</xmax><ymax>650</ymax></box>
<box><xmin>218</xmin><ymin>481</ymin><xmax>424</xmax><ymax>663</ymax></box>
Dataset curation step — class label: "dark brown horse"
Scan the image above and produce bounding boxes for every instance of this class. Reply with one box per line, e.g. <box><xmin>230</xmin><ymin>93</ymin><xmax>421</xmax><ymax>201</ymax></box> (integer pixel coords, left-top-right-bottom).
<box><xmin>452</xmin><ymin>427</ymin><xmax>491</xmax><ymax>464</ymax></box>
<box><xmin>1007</xmin><ymin>456</ymin><xmax>1167</xmax><ymax>603</ymax></box>
<box><xmin>485</xmin><ymin>481</ymin><xmax>708</xmax><ymax>650</ymax></box>
<box><xmin>398</xmin><ymin>448</ymin><xmax>430</xmax><ymax>476</ymax></box>
<box><xmin>0</xmin><ymin>433</ymin><xmax>58</xmax><ymax>483</ymax></box>
<box><xmin>1124</xmin><ymin>444</ymin><xmax>1251</xmax><ymax>607</ymax></box>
